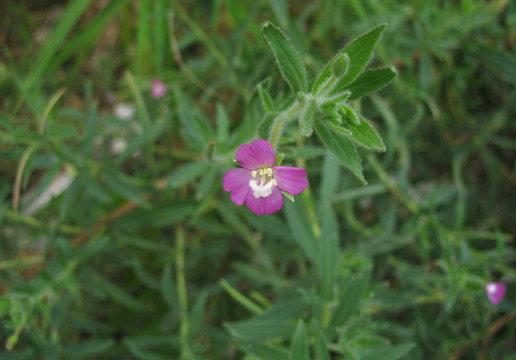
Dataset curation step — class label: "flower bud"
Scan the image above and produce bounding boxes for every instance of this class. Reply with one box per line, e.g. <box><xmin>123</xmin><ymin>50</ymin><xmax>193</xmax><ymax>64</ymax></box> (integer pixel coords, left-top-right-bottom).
<box><xmin>331</xmin><ymin>53</ymin><xmax>350</xmax><ymax>78</ymax></box>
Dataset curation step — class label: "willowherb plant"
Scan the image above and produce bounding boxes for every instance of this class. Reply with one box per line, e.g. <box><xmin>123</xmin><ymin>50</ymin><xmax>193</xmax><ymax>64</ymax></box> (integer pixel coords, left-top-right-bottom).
<box><xmin>224</xmin><ymin>22</ymin><xmax>396</xmax><ymax>215</ymax></box>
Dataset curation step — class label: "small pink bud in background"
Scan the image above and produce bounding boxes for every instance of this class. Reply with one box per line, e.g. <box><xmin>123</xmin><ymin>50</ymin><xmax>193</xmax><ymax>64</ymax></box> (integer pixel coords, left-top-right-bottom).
<box><xmin>151</xmin><ymin>78</ymin><xmax>167</xmax><ymax>98</ymax></box>
<box><xmin>486</xmin><ymin>282</ymin><xmax>506</xmax><ymax>306</ymax></box>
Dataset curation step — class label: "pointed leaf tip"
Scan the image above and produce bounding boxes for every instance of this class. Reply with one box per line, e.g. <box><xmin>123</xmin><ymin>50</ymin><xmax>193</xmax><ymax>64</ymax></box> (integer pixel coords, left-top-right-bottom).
<box><xmin>262</xmin><ymin>21</ymin><xmax>308</xmax><ymax>95</ymax></box>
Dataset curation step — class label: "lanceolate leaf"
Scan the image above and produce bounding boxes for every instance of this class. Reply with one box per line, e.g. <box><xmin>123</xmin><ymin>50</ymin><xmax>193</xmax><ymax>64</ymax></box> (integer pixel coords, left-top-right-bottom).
<box><xmin>262</xmin><ymin>22</ymin><xmax>308</xmax><ymax>94</ymax></box>
<box><xmin>331</xmin><ymin>24</ymin><xmax>387</xmax><ymax>94</ymax></box>
<box><xmin>337</xmin><ymin>118</ymin><xmax>386</xmax><ymax>151</ymax></box>
<box><xmin>312</xmin><ymin>24</ymin><xmax>387</xmax><ymax>95</ymax></box>
<box><xmin>331</xmin><ymin>269</ymin><xmax>370</xmax><ymax>327</ymax></box>
<box><xmin>314</xmin><ymin>119</ymin><xmax>365</xmax><ymax>184</ymax></box>
<box><xmin>289</xmin><ymin>320</ymin><xmax>309</xmax><ymax>360</ymax></box>
<box><xmin>344</xmin><ymin>66</ymin><xmax>397</xmax><ymax>100</ymax></box>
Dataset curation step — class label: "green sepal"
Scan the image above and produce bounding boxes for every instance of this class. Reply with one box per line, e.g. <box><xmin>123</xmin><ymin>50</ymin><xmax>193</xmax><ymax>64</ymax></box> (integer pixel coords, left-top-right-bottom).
<box><xmin>331</xmin><ymin>53</ymin><xmax>350</xmax><ymax>78</ymax></box>
<box><xmin>314</xmin><ymin>118</ymin><xmax>365</xmax><ymax>184</ymax></box>
<box><xmin>299</xmin><ymin>97</ymin><xmax>318</xmax><ymax>137</ymax></box>
<box><xmin>281</xmin><ymin>191</ymin><xmax>295</xmax><ymax>203</ymax></box>
<box><xmin>262</xmin><ymin>22</ymin><xmax>308</xmax><ymax>95</ymax></box>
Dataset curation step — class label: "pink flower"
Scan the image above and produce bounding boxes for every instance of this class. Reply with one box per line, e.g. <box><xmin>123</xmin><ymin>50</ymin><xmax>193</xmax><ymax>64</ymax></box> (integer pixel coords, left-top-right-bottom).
<box><xmin>223</xmin><ymin>139</ymin><xmax>308</xmax><ymax>216</ymax></box>
<box><xmin>486</xmin><ymin>282</ymin><xmax>506</xmax><ymax>306</ymax></box>
<box><xmin>151</xmin><ymin>78</ymin><xmax>167</xmax><ymax>98</ymax></box>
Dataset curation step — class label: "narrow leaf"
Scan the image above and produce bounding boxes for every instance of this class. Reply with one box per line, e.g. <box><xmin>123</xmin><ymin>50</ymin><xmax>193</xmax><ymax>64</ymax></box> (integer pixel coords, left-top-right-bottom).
<box><xmin>62</xmin><ymin>340</ymin><xmax>115</xmax><ymax>357</ymax></box>
<box><xmin>331</xmin><ymin>269</ymin><xmax>370</xmax><ymax>327</ymax></box>
<box><xmin>262</xmin><ymin>22</ymin><xmax>307</xmax><ymax>94</ymax></box>
<box><xmin>216</xmin><ymin>103</ymin><xmax>229</xmax><ymax>143</ymax></box>
<box><xmin>362</xmin><ymin>343</ymin><xmax>416</xmax><ymax>360</ymax></box>
<box><xmin>289</xmin><ymin>320</ymin><xmax>309</xmax><ymax>360</ymax></box>
<box><xmin>167</xmin><ymin>162</ymin><xmax>210</xmax><ymax>188</ymax></box>
<box><xmin>318</xmin><ymin>207</ymin><xmax>339</xmax><ymax>300</ymax></box>
<box><xmin>332</xmin><ymin>24</ymin><xmax>387</xmax><ymax>93</ymax></box>
<box><xmin>258</xmin><ymin>112</ymin><xmax>279</xmax><ymax>140</ymax></box>
<box><xmin>343</xmin><ymin>66</ymin><xmax>397</xmax><ymax>100</ymax></box>
<box><xmin>234</xmin><ymin>338</ymin><xmax>289</xmax><ymax>360</ymax></box>
<box><xmin>316</xmin><ymin>329</ymin><xmax>331</xmax><ymax>360</ymax></box>
<box><xmin>101</xmin><ymin>170</ymin><xmax>148</xmax><ymax>206</ymax></box>
<box><xmin>284</xmin><ymin>199</ymin><xmax>318</xmax><ymax>263</ymax></box>
<box><xmin>314</xmin><ymin>119</ymin><xmax>365</xmax><ymax>183</ymax></box>
<box><xmin>258</xmin><ymin>83</ymin><xmax>275</xmax><ymax>112</ymax></box>
<box><xmin>339</xmin><ymin>119</ymin><xmax>385</xmax><ymax>151</ymax></box>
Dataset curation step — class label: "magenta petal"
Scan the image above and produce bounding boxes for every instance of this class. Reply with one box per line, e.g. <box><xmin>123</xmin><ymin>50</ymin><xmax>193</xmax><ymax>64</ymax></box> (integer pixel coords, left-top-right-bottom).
<box><xmin>486</xmin><ymin>282</ymin><xmax>506</xmax><ymax>306</ymax></box>
<box><xmin>236</xmin><ymin>139</ymin><xmax>276</xmax><ymax>170</ymax></box>
<box><xmin>273</xmin><ymin>166</ymin><xmax>308</xmax><ymax>195</ymax></box>
<box><xmin>223</xmin><ymin>168</ymin><xmax>252</xmax><ymax>205</ymax></box>
<box><xmin>245</xmin><ymin>187</ymin><xmax>284</xmax><ymax>215</ymax></box>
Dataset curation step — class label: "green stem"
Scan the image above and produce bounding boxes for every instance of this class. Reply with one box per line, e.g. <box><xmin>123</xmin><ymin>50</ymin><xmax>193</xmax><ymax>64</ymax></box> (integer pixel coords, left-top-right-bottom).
<box><xmin>268</xmin><ymin>100</ymin><xmax>305</xmax><ymax>149</ymax></box>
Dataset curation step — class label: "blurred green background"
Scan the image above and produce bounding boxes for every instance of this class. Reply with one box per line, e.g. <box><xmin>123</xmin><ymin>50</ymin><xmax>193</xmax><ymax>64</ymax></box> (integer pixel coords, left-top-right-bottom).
<box><xmin>1</xmin><ymin>0</ymin><xmax>515</xmax><ymax>359</ymax></box>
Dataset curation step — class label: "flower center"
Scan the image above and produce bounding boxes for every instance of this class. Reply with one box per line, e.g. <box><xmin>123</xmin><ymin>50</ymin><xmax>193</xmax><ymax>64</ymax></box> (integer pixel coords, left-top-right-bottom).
<box><xmin>249</xmin><ymin>167</ymin><xmax>277</xmax><ymax>198</ymax></box>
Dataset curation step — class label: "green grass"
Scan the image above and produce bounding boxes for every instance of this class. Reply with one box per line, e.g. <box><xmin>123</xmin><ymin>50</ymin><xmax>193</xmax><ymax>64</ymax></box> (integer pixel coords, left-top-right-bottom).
<box><xmin>1</xmin><ymin>0</ymin><xmax>515</xmax><ymax>359</ymax></box>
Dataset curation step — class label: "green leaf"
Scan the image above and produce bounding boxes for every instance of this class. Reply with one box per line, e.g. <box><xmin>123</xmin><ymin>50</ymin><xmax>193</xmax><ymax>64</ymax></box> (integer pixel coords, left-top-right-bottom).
<box><xmin>59</xmin><ymin>175</ymin><xmax>83</xmax><ymax>219</ymax></box>
<box><xmin>82</xmin><ymin>171</ymin><xmax>112</xmax><ymax>203</ymax></box>
<box><xmin>289</xmin><ymin>320</ymin><xmax>309</xmax><ymax>360</ymax></box>
<box><xmin>339</xmin><ymin>118</ymin><xmax>385</xmax><ymax>151</ymax></box>
<box><xmin>167</xmin><ymin>162</ymin><xmax>210</xmax><ymax>188</ymax></box>
<box><xmin>361</xmin><ymin>343</ymin><xmax>416</xmax><ymax>360</ymax></box>
<box><xmin>92</xmin><ymin>271</ymin><xmax>150</xmax><ymax>311</ymax></box>
<box><xmin>161</xmin><ymin>264</ymin><xmax>176</xmax><ymax>308</ymax></box>
<box><xmin>101</xmin><ymin>170</ymin><xmax>149</xmax><ymax>207</ymax></box>
<box><xmin>343</xmin><ymin>66</ymin><xmax>397</xmax><ymax>100</ymax></box>
<box><xmin>62</xmin><ymin>339</ymin><xmax>115</xmax><ymax>357</ymax></box>
<box><xmin>124</xmin><ymin>338</ymin><xmax>171</xmax><ymax>360</ymax></box>
<box><xmin>299</xmin><ymin>97</ymin><xmax>318</xmax><ymax>136</ymax></box>
<box><xmin>331</xmin><ymin>24</ymin><xmax>387</xmax><ymax>94</ymax></box>
<box><xmin>258</xmin><ymin>112</ymin><xmax>279</xmax><ymax>140</ymax></box>
<box><xmin>314</xmin><ymin>119</ymin><xmax>365</xmax><ymax>183</ymax></box>
<box><xmin>116</xmin><ymin>120</ymin><xmax>168</xmax><ymax>163</ymax></box>
<box><xmin>313</xmin><ymin>24</ymin><xmax>386</xmax><ymax>95</ymax></box>
<box><xmin>284</xmin><ymin>199</ymin><xmax>318</xmax><ymax>263</ymax></box>
<box><xmin>262</xmin><ymin>21</ymin><xmax>308</xmax><ymax>94</ymax></box>
<box><xmin>316</xmin><ymin>328</ymin><xmax>331</xmax><ymax>360</ymax></box>
<box><xmin>216</xmin><ymin>103</ymin><xmax>230</xmax><ymax>143</ymax></box>
<box><xmin>257</xmin><ymin>83</ymin><xmax>275</xmax><ymax>112</ymax></box>
<box><xmin>25</xmin><ymin>0</ymin><xmax>94</xmax><ymax>90</ymax></box>
<box><xmin>331</xmin><ymin>269</ymin><xmax>370</xmax><ymax>327</ymax></box>
<box><xmin>318</xmin><ymin>207</ymin><xmax>339</xmax><ymax>300</ymax></box>
<box><xmin>234</xmin><ymin>338</ymin><xmax>289</xmax><ymax>360</ymax></box>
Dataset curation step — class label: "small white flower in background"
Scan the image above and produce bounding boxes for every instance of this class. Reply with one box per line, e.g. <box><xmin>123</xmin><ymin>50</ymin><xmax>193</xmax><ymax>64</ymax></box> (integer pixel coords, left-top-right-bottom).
<box><xmin>110</xmin><ymin>137</ymin><xmax>128</xmax><ymax>154</ymax></box>
<box><xmin>151</xmin><ymin>78</ymin><xmax>167</xmax><ymax>98</ymax></box>
<box><xmin>114</xmin><ymin>102</ymin><xmax>136</xmax><ymax>120</ymax></box>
